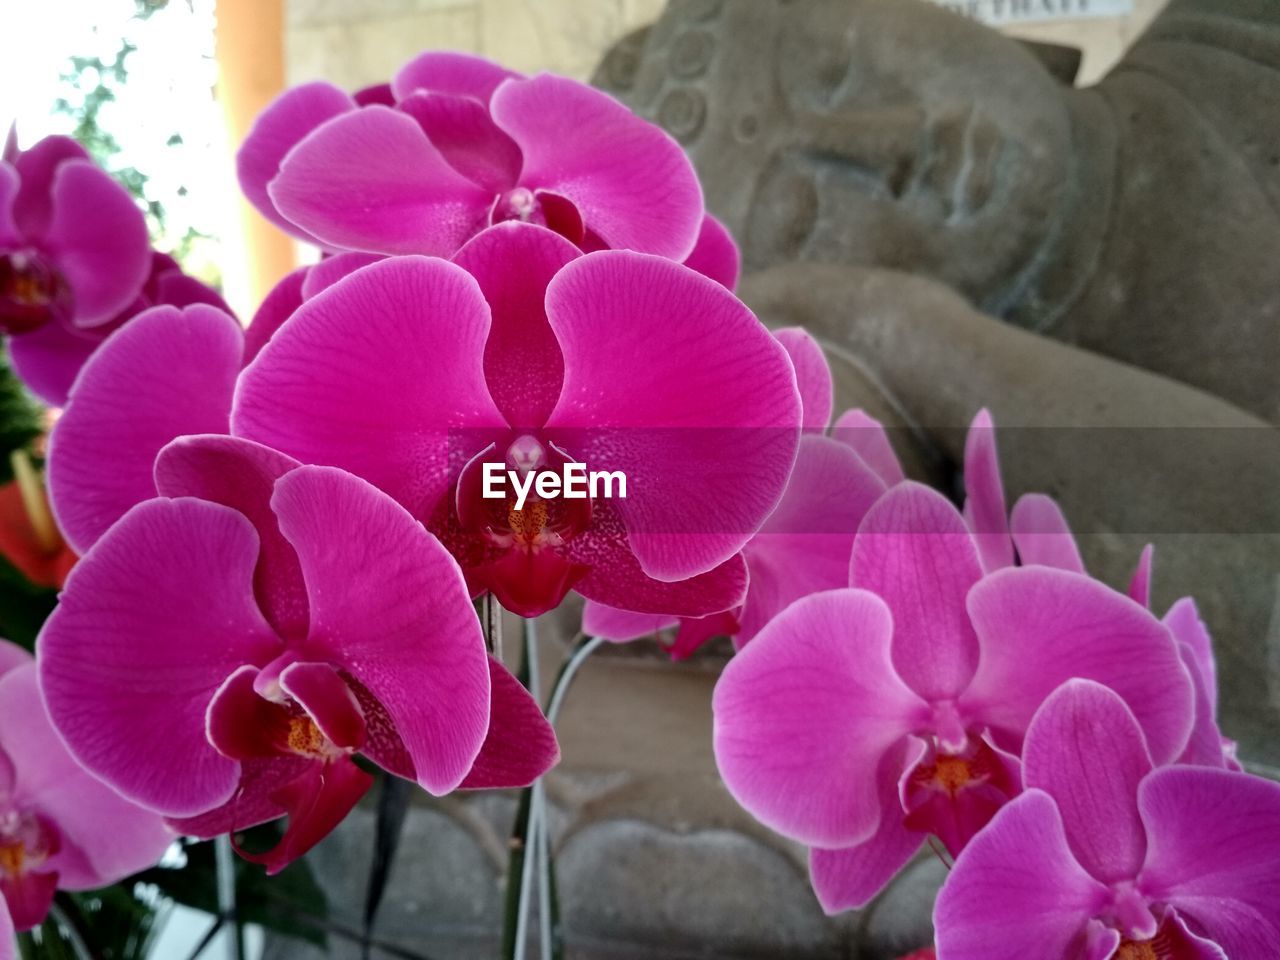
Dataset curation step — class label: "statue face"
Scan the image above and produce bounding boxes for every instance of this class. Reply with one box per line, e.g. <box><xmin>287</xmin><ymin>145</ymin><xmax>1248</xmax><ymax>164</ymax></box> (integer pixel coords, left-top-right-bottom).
<box><xmin>614</xmin><ymin>0</ymin><xmax>1074</xmax><ymax>306</ymax></box>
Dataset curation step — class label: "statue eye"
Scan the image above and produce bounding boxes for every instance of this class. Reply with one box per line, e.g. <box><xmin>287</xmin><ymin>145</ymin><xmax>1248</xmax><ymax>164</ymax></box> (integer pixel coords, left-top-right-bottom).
<box><xmin>777</xmin><ymin>21</ymin><xmax>853</xmax><ymax>108</ymax></box>
<box><xmin>744</xmin><ymin>156</ymin><xmax>819</xmax><ymax>270</ymax></box>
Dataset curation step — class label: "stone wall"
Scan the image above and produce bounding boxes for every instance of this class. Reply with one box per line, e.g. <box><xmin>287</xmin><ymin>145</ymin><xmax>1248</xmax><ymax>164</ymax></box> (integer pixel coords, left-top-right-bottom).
<box><xmin>285</xmin><ymin>0</ymin><xmax>1169</xmax><ymax>87</ymax></box>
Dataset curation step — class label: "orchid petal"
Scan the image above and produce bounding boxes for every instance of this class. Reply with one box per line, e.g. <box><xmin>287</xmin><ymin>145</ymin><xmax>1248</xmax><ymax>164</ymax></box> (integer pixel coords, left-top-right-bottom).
<box><xmin>831</xmin><ymin>409</ymin><xmax>905</xmax><ymax>487</ymax></box>
<box><xmin>933</xmin><ymin>790</ymin><xmax>1109</xmax><ymax>960</ymax></box>
<box><xmin>851</xmin><ymin>483</ymin><xmax>983</xmax><ymax>701</ymax></box>
<box><xmin>1021</xmin><ymin>680</ymin><xmax>1154</xmax><ymax>885</ymax></box>
<box><xmin>545</xmin><ymin>252</ymin><xmax>800</xmax><ymax>581</ymax></box>
<box><xmin>1138</xmin><ymin>767</ymin><xmax>1280</xmax><ymax>958</ymax></box>
<box><xmin>298</xmin><ymin>251</ymin><xmax>383</xmax><ymax>300</ymax></box>
<box><xmin>0</xmin><ymin>640</ymin><xmax>28</xmax><ymax>679</ymax></box>
<box><xmin>452</xmin><ymin>222</ymin><xmax>578</xmax><ymax>428</ymax></box>
<box><xmin>236</xmin><ymin>757</ymin><xmax>373</xmax><ymax>876</ymax></box>
<box><xmin>738</xmin><ymin>435</ymin><xmax>885</xmax><ymax>644</ymax></box>
<box><xmin>0</xmin><ymin>163</ymin><xmax>20</xmax><ymax>247</ymax></box>
<box><xmin>234</xmin><ymin>256</ymin><xmax>506</xmax><ymax>520</ymax></box>
<box><xmin>269</xmin><ymin>106</ymin><xmax>490</xmax><ymax>255</ymax></box>
<box><xmin>206</xmin><ymin>665</ymin><xmax>293</xmax><ymax>761</ymax></box>
<box><xmin>1010</xmin><ymin>493</ymin><xmax>1084</xmax><ymax>572</ymax></box>
<box><xmin>270</xmin><ymin>465</ymin><xmax>491</xmax><ymax>794</ymax></box>
<box><xmin>773</xmin><ymin>327</ymin><xmax>833</xmax><ymax>432</ymax></box>
<box><xmin>1129</xmin><ymin>544</ymin><xmax>1154</xmax><ymax>607</ymax></box>
<box><xmin>353</xmin><ymin>83</ymin><xmax>395</xmax><ymax>107</ymax></box>
<box><xmin>43</xmin><ymin>161</ymin><xmax>150</xmax><ymax>326</ymax></box>
<box><xmin>155</xmin><ymin>435</ymin><xmax>308</xmax><ymax>640</ymax></box>
<box><xmin>491</xmin><ymin>75</ymin><xmax>703</xmax><ymax>260</ymax></box>
<box><xmin>10</xmin><ymin>136</ymin><xmax>87</xmax><ymax>239</ymax></box>
<box><xmin>391</xmin><ymin>51</ymin><xmax>521</xmax><ymax>104</ymax></box>
<box><xmin>681</xmin><ymin>214</ymin><xmax>740</xmax><ymax>290</ymax></box>
<box><xmin>7</xmin><ymin>318</ymin><xmax>100</xmax><ymax>408</ymax></box>
<box><xmin>166</xmin><ymin>755</ymin><xmax>310</xmax><ymax>839</ymax></box>
<box><xmin>673</xmin><ymin>610</ymin><xmax>739</xmax><ymax>659</ymax></box>
<box><xmin>582</xmin><ymin>600</ymin><xmax>677</xmax><ymax>643</ymax></box>
<box><xmin>236</xmin><ymin>81</ymin><xmax>356</xmax><ymax>243</ymax></box>
<box><xmin>962</xmin><ymin>567</ymin><xmax>1195</xmax><ymax>765</ymax></box>
<box><xmin>809</xmin><ymin>744</ymin><xmax>924</xmax><ymax>913</ymax></box>
<box><xmin>568</xmin><ymin>496</ymin><xmax>748</xmax><ymax>617</ymax></box>
<box><xmin>0</xmin><ymin>895</ymin><xmax>12</xmax><ymax>958</ymax></box>
<box><xmin>1169</xmin><ymin>600</ymin><xmax>1231</xmax><ymax>769</ymax></box>
<box><xmin>0</xmin><ymin>664</ymin><xmax>171</xmax><ymax>889</ymax></box>
<box><xmin>962</xmin><ymin>409</ymin><xmax>1013</xmax><ymax>572</ymax></box>
<box><xmin>152</xmin><ymin>267</ymin><xmax>232</xmax><ymax>314</ymax></box>
<box><xmin>38</xmin><ymin>497</ymin><xmax>281</xmax><ymax>816</ymax></box>
<box><xmin>397</xmin><ymin>91</ymin><xmax>522</xmax><ymax>193</ymax></box>
<box><xmin>48</xmin><ymin>304</ymin><xmax>243</xmax><ymax>554</ymax></box>
<box><xmin>1</xmin><ymin>869</ymin><xmax>56</xmax><ymax>932</ymax></box>
<box><xmin>713</xmin><ymin>589</ymin><xmax>927</xmax><ymax>848</ymax></box>
<box><xmin>460</xmin><ymin>656</ymin><xmax>558</xmax><ymax>789</ymax></box>
<box><xmin>243</xmin><ymin>266</ymin><xmax>307</xmax><ymax>364</ymax></box>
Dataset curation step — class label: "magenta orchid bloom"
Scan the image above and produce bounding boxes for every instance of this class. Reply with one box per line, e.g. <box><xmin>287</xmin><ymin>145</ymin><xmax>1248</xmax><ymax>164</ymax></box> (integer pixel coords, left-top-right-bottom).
<box><xmin>583</xmin><ymin>329</ymin><xmax>884</xmax><ymax>657</ymax></box>
<box><xmin>0</xmin><ymin>641</ymin><xmax>170</xmax><ymax>931</ymax></box>
<box><xmin>961</xmin><ymin>417</ymin><xmax>1240</xmax><ymax>772</ymax></box>
<box><xmin>1</xmin><ymin>135</ymin><xmax>149</xmax><ymax>343</ymax></box>
<box><xmin>10</xmin><ymin>251</ymin><xmax>230</xmax><ymax>408</ymax></box>
<box><xmin>935</xmin><ymin>679</ymin><xmax>1280</xmax><ymax>959</ymax></box>
<box><xmin>233</xmin><ymin>222</ymin><xmax>801</xmax><ymax>618</ymax></box>
<box><xmin>48</xmin><ymin>303</ymin><xmax>247</xmax><ymax>556</ymax></box>
<box><xmin>238</xmin><ymin>52</ymin><xmax>704</xmax><ymax>261</ymax></box>
<box><xmin>713</xmin><ymin>482</ymin><xmax>1196</xmax><ymax>913</ymax></box>
<box><xmin>39</xmin><ymin>441</ymin><xmax>557</xmax><ymax>873</ymax></box>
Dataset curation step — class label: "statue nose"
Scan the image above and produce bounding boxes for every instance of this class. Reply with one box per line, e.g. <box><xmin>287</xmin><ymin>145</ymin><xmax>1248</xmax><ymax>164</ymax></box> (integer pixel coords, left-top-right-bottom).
<box><xmin>790</xmin><ymin>103</ymin><xmax>1000</xmax><ymax>216</ymax></box>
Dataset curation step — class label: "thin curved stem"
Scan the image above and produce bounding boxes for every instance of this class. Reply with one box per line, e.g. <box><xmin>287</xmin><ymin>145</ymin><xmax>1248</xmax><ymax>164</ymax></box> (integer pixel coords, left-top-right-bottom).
<box><xmin>502</xmin><ymin>630</ymin><xmax>604</xmax><ymax>960</ymax></box>
<box><xmin>546</xmin><ymin>636</ymin><xmax>604</xmax><ymax>726</ymax></box>
<box><xmin>512</xmin><ymin>617</ymin><xmax>542</xmax><ymax>960</ymax></box>
<box><xmin>48</xmin><ymin>897</ymin><xmax>98</xmax><ymax>960</ymax></box>
<box><xmin>214</xmin><ymin>834</ymin><xmax>243</xmax><ymax>960</ymax></box>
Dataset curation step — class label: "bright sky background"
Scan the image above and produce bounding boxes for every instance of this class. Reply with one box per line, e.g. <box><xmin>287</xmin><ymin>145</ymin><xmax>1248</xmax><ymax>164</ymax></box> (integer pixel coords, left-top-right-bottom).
<box><xmin>0</xmin><ymin>0</ymin><xmax>240</xmax><ymax>299</ymax></box>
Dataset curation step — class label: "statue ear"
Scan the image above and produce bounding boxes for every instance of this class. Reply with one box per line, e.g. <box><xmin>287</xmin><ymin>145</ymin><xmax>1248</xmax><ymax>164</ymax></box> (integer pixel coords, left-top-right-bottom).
<box><xmin>592</xmin><ymin>25</ymin><xmax>654</xmax><ymax>94</ymax></box>
<box><xmin>1017</xmin><ymin>39</ymin><xmax>1083</xmax><ymax>86</ymax></box>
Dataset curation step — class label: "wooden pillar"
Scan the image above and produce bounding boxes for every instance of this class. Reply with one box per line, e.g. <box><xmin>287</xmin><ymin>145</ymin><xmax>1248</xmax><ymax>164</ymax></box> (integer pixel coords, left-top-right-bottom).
<box><xmin>214</xmin><ymin>0</ymin><xmax>295</xmax><ymax>314</ymax></box>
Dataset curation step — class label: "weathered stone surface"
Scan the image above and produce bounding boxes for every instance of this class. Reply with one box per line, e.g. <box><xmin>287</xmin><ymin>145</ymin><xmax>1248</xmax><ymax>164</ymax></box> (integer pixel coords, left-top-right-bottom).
<box><xmin>603</xmin><ymin>0</ymin><xmax>1280</xmax><ymax>423</ymax></box>
<box><xmin>557</xmin><ymin>820</ymin><xmax>849</xmax><ymax>958</ymax></box>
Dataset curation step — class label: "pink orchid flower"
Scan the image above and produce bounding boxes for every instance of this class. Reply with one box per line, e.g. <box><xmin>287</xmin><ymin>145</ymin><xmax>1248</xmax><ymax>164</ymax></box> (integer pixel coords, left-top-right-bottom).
<box><xmin>712</xmin><ymin>481</ymin><xmax>1195</xmax><ymax>913</ymax></box>
<box><xmin>935</xmin><ymin>679</ymin><xmax>1280</xmax><ymax>959</ymax></box>
<box><xmin>965</xmin><ymin>416</ymin><xmax>1239</xmax><ymax>772</ymax></box>
<box><xmin>10</xmin><ymin>251</ymin><xmax>231</xmax><ymax>408</ymax></box>
<box><xmin>582</xmin><ymin>330</ymin><xmax>886</xmax><ymax>657</ymax></box>
<box><xmin>0</xmin><ymin>640</ymin><xmax>170</xmax><ymax>931</ymax></box>
<box><xmin>1</xmin><ymin>135</ymin><xmax>149</xmax><ymax>345</ymax></box>
<box><xmin>39</xmin><ymin>441</ymin><xmax>557</xmax><ymax>873</ymax></box>
<box><xmin>238</xmin><ymin>51</ymin><xmax>706</xmax><ymax>263</ymax></box>
<box><xmin>232</xmin><ymin>222</ymin><xmax>801</xmax><ymax>618</ymax></box>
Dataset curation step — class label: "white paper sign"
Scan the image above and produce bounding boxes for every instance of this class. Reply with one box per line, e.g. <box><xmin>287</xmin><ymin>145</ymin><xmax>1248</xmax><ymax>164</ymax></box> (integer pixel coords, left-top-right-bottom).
<box><xmin>928</xmin><ymin>0</ymin><xmax>1134</xmax><ymax>25</ymax></box>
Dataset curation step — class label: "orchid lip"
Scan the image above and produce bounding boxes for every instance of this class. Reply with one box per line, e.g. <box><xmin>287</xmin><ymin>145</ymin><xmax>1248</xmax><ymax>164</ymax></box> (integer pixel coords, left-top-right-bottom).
<box><xmin>0</xmin><ymin>248</ymin><xmax>69</xmax><ymax>335</ymax></box>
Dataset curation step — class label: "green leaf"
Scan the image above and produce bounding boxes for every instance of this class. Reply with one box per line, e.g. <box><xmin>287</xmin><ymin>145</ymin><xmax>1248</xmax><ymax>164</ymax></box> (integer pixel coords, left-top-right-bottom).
<box><xmin>133</xmin><ymin>829</ymin><xmax>330</xmax><ymax>949</ymax></box>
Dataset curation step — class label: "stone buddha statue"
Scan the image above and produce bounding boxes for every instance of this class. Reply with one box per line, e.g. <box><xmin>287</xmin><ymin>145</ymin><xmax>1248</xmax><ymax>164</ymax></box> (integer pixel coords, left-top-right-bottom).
<box><xmin>595</xmin><ymin>0</ymin><xmax>1280</xmax><ymax>772</ymax></box>
<box><xmin>599</xmin><ymin>0</ymin><xmax>1280</xmax><ymax>423</ymax></box>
